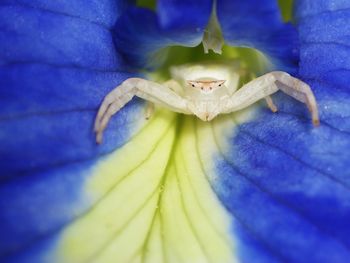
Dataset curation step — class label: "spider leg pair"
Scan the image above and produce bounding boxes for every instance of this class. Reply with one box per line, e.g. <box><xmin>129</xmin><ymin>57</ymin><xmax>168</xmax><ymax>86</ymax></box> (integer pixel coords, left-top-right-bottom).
<box><xmin>94</xmin><ymin>78</ymin><xmax>190</xmax><ymax>143</ymax></box>
<box><xmin>94</xmin><ymin>72</ymin><xmax>319</xmax><ymax>143</ymax></box>
<box><xmin>222</xmin><ymin>71</ymin><xmax>319</xmax><ymax>124</ymax></box>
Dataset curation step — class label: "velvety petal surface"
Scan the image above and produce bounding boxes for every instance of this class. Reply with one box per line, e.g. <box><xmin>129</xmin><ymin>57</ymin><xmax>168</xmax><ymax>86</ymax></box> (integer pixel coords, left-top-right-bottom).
<box><xmin>216</xmin><ymin>0</ymin><xmax>299</xmax><ymax>73</ymax></box>
<box><xmin>209</xmin><ymin>1</ymin><xmax>350</xmax><ymax>262</ymax></box>
<box><xmin>0</xmin><ymin>0</ymin><xmax>133</xmax><ymax>28</ymax></box>
<box><xmin>0</xmin><ymin>1</ymin><xmax>146</xmax><ymax>261</ymax></box>
<box><xmin>1</xmin><ymin>0</ymin><xmax>350</xmax><ymax>263</ymax></box>
<box><xmin>54</xmin><ymin>111</ymin><xmax>242</xmax><ymax>263</ymax></box>
<box><xmin>0</xmin><ymin>1</ymin><xmax>225</xmax><ymax>262</ymax></box>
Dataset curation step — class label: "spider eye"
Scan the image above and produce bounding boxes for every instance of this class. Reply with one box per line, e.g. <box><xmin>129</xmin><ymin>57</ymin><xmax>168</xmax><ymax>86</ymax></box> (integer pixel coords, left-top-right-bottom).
<box><xmin>201</xmin><ymin>87</ymin><xmax>204</xmax><ymax>90</ymax></box>
<box><xmin>191</xmin><ymin>84</ymin><xmax>195</xmax><ymax>87</ymax></box>
<box><xmin>209</xmin><ymin>87</ymin><xmax>212</xmax><ymax>90</ymax></box>
<box><xmin>218</xmin><ymin>84</ymin><xmax>221</xmax><ymax>87</ymax></box>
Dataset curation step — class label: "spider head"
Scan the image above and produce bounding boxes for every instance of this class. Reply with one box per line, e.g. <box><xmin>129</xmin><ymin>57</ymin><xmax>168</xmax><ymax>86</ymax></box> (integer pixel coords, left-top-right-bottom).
<box><xmin>187</xmin><ymin>79</ymin><xmax>226</xmax><ymax>93</ymax></box>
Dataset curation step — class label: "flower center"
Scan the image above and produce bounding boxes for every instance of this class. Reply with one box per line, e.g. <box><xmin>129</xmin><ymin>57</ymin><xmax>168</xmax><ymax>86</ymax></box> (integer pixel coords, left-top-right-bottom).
<box><xmin>134</xmin><ymin>0</ymin><xmax>288</xmax><ymax>84</ymax></box>
<box><xmin>147</xmin><ymin>44</ymin><xmax>272</xmax><ymax>89</ymax></box>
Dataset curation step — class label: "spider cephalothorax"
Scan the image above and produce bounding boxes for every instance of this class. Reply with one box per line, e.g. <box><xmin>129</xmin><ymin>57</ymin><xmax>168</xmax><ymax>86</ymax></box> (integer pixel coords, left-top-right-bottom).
<box><xmin>94</xmin><ymin>63</ymin><xmax>319</xmax><ymax>143</ymax></box>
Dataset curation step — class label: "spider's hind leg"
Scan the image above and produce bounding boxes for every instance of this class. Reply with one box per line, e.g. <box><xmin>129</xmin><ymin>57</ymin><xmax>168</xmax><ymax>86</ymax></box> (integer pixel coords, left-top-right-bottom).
<box><xmin>144</xmin><ymin>102</ymin><xmax>155</xmax><ymax>120</ymax></box>
<box><xmin>265</xmin><ymin>96</ymin><xmax>278</xmax><ymax>113</ymax></box>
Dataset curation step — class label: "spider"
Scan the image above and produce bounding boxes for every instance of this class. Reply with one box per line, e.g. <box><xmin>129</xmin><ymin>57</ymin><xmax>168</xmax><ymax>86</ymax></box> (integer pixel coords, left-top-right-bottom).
<box><xmin>94</xmin><ymin>63</ymin><xmax>319</xmax><ymax>143</ymax></box>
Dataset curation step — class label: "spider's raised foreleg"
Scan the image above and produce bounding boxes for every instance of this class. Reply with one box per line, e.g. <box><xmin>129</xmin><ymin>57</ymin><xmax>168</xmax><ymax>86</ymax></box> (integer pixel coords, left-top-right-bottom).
<box><xmin>270</xmin><ymin>71</ymin><xmax>319</xmax><ymax>125</ymax></box>
<box><xmin>222</xmin><ymin>71</ymin><xmax>319</xmax><ymax>126</ymax></box>
<box><xmin>94</xmin><ymin>78</ymin><xmax>189</xmax><ymax>143</ymax></box>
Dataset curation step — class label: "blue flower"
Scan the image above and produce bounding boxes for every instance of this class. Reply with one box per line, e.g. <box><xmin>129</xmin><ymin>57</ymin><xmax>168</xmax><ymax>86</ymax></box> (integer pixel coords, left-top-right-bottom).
<box><xmin>1</xmin><ymin>0</ymin><xmax>350</xmax><ymax>262</ymax></box>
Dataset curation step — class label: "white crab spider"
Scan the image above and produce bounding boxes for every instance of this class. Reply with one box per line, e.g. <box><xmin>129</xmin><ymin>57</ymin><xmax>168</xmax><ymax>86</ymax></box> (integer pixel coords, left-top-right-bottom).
<box><xmin>94</xmin><ymin>63</ymin><xmax>319</xmax><ymax>144</ymax></box>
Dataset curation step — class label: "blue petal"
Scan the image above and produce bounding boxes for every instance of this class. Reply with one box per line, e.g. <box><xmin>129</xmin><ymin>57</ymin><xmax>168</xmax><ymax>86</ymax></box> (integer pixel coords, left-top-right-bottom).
<box><xmin>216</xmin><ymin>0</ymin><xmax>299</xmax><ymax>72</ymax></box>
<box><xmin>0</xmin><ymin>2</ymin><xmax>144</xmax><ymax>176</ymax></box>
<box><xmin>157</xmin><ymin>0</ymin><xmax>212</xmax><ymax>31</ymax></box>
<box><xmin>0</xmin><ymin>0</ymin><xmax>132</xmax><ymax>28</ymax></box>
<box><xmin>0</xmin><ymin>65</ymin><xmax>143</xmax><ymax>177</ymax></box>
<box><xmin>296</xmin><ymin>1</ymin><xmax>350</xmax><ymax>93</ymax></box>
<box><xmin>0</xmin><ymin>4</ymin><xmax>124</xmax><ymax>70</ymax></box>
<box><xmin>212</xmin><ymin>1</ymin><xmax>350</xmax><ymax>262</ymax></box>
<box><xmin>0</xmin><ymin>2</ymin><xmax>147</xmax><ymax>259</ymax></box>
<box><xmin>113</xmin><ymin>0</ymin><xmax>212</xmax><ymax>70</ymax></box>
<box><xmin>2</xmin><ymin>0</ymin><xmax>350</xmax><ymax>262</ymax></box>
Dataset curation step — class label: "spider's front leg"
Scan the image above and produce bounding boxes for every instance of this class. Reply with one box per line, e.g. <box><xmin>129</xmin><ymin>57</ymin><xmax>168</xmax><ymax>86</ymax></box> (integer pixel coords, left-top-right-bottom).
<box><xmin>222</xmin><ymin>71</ymin><xmax>319</xmax><ymax>126</ymax></box>
<box><xmin>94</xmin><ymin>78</ymin><xmax>189</xmax><ymax>144</ymax></box>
